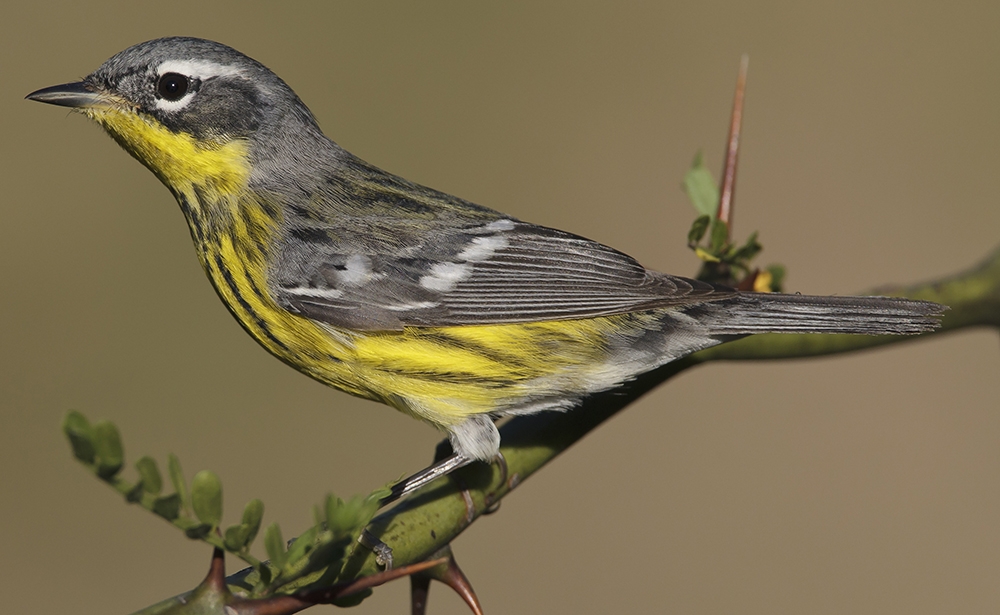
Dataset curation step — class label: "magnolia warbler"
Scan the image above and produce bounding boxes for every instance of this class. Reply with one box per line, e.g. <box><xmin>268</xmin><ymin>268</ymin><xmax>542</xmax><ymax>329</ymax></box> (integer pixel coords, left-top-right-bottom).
<box><xmin>28</xmin><ymin>38</ymin><xmax>943</xmax><ymax>499</ymax></box>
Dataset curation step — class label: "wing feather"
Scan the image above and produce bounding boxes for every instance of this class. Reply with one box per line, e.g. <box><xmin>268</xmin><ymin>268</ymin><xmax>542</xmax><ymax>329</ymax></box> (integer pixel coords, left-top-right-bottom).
<box><xmin>273</xmin><ymin>217</ymin><xmax>734</xmax><ymax>330</ymax></box>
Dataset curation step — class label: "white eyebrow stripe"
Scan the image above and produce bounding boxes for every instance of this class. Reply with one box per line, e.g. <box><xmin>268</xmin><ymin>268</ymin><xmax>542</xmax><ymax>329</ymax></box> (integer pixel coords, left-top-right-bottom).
<box><xmin>155</xmin><ymin>59</ymin><xmax>245</xmax><ymax>81</ymax></box>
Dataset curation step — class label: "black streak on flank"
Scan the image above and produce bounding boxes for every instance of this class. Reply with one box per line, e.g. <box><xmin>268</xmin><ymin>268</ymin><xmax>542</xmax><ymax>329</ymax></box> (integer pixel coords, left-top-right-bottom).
<box><xmin>258</xmin><ymin>198</ymin><xmax>280</xmax><ymax>220</ymax></box>
<box><xmin>418</xmin><ymin>330</ymin><xmax>530</xmax><ymax>370</ymax></box>
<box><xmin>177</xmin><ymin>192</ymin><xmax>206</xmax><ymax>244</ymax></box>
<box><xmin>213</xmin><ymin>252</ymin><xmax>292</xmax><ymax>355</ymax></box>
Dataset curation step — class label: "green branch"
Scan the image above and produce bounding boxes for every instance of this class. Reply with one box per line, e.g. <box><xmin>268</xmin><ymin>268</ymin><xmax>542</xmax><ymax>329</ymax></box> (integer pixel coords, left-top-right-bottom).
<box><xmin>257</xmin><ymin>242</ymin><xmax>1000</xmax><ymax>590</ymax></box>
<box><xmin>107</xmin><ymin>243</ymin><xmax>1000</xmax><ymax>614</ymax></box>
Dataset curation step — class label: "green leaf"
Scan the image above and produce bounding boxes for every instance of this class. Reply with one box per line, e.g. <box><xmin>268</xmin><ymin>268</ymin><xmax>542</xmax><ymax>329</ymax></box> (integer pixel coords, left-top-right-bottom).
<box><xmin>368</xmin><ymin>485</ymin><xmax>393</xmax><ymax>503</ymax></box>
<box><xmin>729</xmin><ymin>231</ymin><xmax>761</xmax><ymax>263</ymax></box>
<box><xmin>264</xmin><ymin>523</ymin><xmax>286</xmax><ymax>571</ymax></box>
<box><xmin>256</xmin><ymin>564</ymin><xmax>272</xmax><ymax>587</ymax></box>
<box><xmin>125</xmin><ymin>481</ymin><xmax>145</xmax><ymax>503</ymax></box>
<box><xmin>303</xmin><ymin>532</ymin><xmax>351</xmax><ymax>577</ymax></box>
<box><xmin>152</xmin><ymin>494</ymin><xmax>182</xmax><ymax>520</ymax></box>
<box><xmin>694</xmin><ymin>247</ymin><xmax>721</xmax><ymax>263</ymax></box>
<box><xmin>285</xmin><ymin>526</ymin><xmax>318</xmax><ymax>568</ymax></box>
<box><xmin>184</xmin><ymin>523</ymin><xmax>213</xmax><ymax>539</ymax></box>
<box><xmin>324</xmin><ymin>494</ymin><xmax>343</xmax><ymax>534</ymax></box>
<box><xmin>224</xmin><ymin>523</ymin><xmax>251</xmax><ymax>551</ymax></box>
<box><xmin>709</xmin><ymin>219</ymin><xmax>729</xmax><ymax>253</ymax></box>
<box><xmin>687</xmin><ymin>215</ymin><xmax>711</xmax><ymax>246</ymax></box>
<box><xmin>327</xmin><ymin>494</ymin><xmax>378</xmax><ymax>538</ymax></box>
<box><xmin>191</xmin><ymin>470</ymin><xmax>223</xmax><ymax>527</ymax></box>
<box><xmin>92</xmin><ymin>420</ymin><xmax>124</xmax><ymax>479</ymax></box>
<box><xmin>173</xmin><ymin>516</ymin><xmax>203</xmax><ymax>532</ymax></box>
<box><xmin>683</xmin><ymin>152</ymin><xmax>720</xmax><ymax>217</ymax></box>
<box><xmin>766</xmin><ymin>264</ymin><xmax>786</xmax><ymax>292</ymax></box>
<box><xmin>241</xmin><ymin>499</ymin><xmax>264</xmax><ymax>547</ymax></box>
<box><xmin>167</xmin><ymin>454</ymin><xmax>189</xmax><ymax>511</ymax></box>
<box><xmin>135</xmin><ymin>456</ymin><xmax>162</xmax><ymax>494</ymax></box>
<box><xmin>62</xmin><ymin>411</ymin><xmax>95</xmax><ymax>464</ymax></box>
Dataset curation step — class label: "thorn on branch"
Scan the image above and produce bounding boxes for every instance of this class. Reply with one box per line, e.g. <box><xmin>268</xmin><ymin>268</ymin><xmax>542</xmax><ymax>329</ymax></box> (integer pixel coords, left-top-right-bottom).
<box><xmin>410</xmin><ymin>546</ymin><xmax>484</xmax><ymax>615</ymax></box>
<box><xmin>204</xmin><ymin>547</ymin><xmax>229</xmax><ymax>594</ymax></box>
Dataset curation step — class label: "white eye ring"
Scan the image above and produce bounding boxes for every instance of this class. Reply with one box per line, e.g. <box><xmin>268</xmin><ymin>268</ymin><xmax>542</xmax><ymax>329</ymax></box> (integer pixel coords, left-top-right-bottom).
<box><xmin>152</xmin><ymin>73</ymin><xmax>196</xmax><ymax>112</ymax></box>
<box><xmin>152</xmin><ymin>59</ymin><xmax>245</xmax><ymax>112</ymax></box>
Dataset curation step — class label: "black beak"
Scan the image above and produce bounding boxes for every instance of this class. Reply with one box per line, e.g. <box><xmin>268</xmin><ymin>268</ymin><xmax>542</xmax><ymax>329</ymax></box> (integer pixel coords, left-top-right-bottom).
<box><xmin>26</xmin><ymin>81</ymin><xmax>103</xmax><ymax>108</ymax></box>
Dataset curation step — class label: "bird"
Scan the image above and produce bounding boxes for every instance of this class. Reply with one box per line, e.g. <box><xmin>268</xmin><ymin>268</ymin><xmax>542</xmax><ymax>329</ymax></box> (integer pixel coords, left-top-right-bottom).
<box><xmin>27</xmin><ymin>37</ymin><xmax>943</xmax><ymax>500</ymax></box>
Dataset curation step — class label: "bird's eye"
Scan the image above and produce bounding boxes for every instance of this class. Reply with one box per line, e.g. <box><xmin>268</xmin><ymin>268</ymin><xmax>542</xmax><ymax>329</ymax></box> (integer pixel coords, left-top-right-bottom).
<box><xmin>157</xmin><ymin>73</ymin><xmax>189</xmax><ymax>101</ymax></box>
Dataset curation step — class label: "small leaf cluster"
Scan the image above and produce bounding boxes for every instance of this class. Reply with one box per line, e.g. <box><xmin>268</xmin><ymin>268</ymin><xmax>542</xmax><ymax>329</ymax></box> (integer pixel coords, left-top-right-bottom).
<box><xmin>255</xmin><ymin>492</ymin><xmax>383</xmax><ymax>603</ymax></box>
<box><xmin>62</xmin><ymin>411</ymin><xmax>385</xmax><ymax>600</ymax></box>
<box><xmin>682</xmin><ymin>152</ymin><xmax>785</xmax><ymax>291</ymax></box>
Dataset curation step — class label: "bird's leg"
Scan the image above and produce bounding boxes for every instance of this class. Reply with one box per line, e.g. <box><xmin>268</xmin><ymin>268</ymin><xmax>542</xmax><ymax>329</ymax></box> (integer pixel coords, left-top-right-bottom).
<box><xmin>363</xmin><ymin>454</ymin><xmax>472</xmax><ymax>570</ymax></box>
<box><xmin>380</xmin><ymin>452</ymin><xmax>474</xmax><ymax>507</ymax></box>
<box><xmin>366</xmin><ymin>452</ymin><xmax>501</xmax><ymax>569</ymax></box>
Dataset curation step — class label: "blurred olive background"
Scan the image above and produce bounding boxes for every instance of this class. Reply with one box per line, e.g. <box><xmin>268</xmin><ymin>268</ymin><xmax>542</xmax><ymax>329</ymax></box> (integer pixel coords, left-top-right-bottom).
<box><xmin>3</xmin><ymin>2</ymin><xmax>999</xmax><ymax>613</ymax></box>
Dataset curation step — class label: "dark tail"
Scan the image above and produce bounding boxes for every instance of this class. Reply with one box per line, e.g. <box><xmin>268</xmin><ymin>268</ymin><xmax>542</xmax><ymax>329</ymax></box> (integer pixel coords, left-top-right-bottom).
<box><xmin>695</xmin><ymin>292</ymin><xmax>946</xmax><ymax>335</ymax></box>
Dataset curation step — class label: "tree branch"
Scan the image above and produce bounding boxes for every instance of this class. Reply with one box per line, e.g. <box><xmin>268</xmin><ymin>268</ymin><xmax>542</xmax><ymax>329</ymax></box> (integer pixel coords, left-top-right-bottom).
<box><xmin>117</xmin><ymin>242</ymin><xmax>1000</xmax><ymax>615</ymax></box>
<box><xmin>204</xmin><ymin>242</ymin><xmax>1000</xmax><ymax>605</ymax></box>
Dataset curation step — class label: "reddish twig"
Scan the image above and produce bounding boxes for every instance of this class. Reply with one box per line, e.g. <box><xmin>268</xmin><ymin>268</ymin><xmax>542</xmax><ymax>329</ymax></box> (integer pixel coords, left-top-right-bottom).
<box><xmin>179</xmin><ymin>547</ymin><xmax>449</xmax><ymax>615</ymax></box>
<box><xmin>718</xmin><ymin>54</ymin><xmax>749</xmax><ymax>232</ymax></box>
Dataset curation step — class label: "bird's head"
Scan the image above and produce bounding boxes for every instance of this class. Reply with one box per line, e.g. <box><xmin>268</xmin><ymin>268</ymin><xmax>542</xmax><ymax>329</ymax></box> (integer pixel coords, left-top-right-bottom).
<box><xmin>27</xmin><ymin>37</ymin><xmax>322</xmax><ymax>198</ymax></box>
